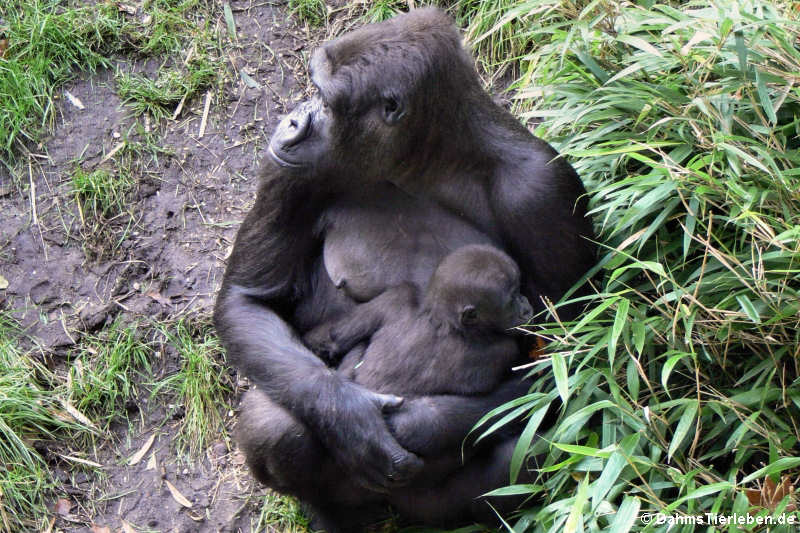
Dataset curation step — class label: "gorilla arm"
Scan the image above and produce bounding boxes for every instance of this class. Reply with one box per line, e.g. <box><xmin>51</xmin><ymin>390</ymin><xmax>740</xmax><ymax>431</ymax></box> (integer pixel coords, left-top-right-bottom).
<box><xmin>214</xmin><ymin>174</ymin><xmax>422</xmax><ymax>492</ymax></box>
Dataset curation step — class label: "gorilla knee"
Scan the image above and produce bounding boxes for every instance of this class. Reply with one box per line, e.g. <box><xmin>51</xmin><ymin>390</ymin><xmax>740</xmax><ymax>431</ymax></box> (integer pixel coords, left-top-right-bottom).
<box><xmin>236</xmin><ymin>389</ymin><xmax>322</xmax><ymax>491</ymax></box>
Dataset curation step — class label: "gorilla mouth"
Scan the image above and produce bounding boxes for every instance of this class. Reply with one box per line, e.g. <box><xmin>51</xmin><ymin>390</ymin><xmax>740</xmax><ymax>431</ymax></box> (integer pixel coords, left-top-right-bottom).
<box><xmin>268</xmin><ymin>145</ymin><xmax>303</xmax><ymax>168</ymax></box>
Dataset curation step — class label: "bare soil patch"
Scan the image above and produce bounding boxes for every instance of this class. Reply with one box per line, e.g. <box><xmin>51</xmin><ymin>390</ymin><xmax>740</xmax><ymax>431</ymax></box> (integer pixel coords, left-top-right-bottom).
<box><xmin>0</xmin><ymin>2</ymin><xmax>317</xmax><ymax>531</ymax></box>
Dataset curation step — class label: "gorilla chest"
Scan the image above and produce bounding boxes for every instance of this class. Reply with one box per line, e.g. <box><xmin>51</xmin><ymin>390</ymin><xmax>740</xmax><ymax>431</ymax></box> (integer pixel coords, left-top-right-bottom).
<box><xmin>321</xmin><ymin>197</ymin><xmax>495</xmax><ymax>301</ymax></box>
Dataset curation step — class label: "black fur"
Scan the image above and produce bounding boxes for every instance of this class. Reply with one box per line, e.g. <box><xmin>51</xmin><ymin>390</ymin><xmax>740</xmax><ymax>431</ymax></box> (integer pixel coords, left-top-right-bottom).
<box><xmin>214</xmin><ymin>7</ymin><xmax>595</xmax><ymax>530</ymax></box>
<box><xmin>304</xmin><ymin>245</ymin><xmax>533</xmax><ymax>397</ymax></box>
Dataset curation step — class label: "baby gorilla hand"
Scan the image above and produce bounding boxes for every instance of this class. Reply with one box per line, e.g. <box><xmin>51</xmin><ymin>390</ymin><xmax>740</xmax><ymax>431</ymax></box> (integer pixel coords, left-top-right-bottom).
<box><xmin>302</xmin><ymin>324</ymin><xmax>342</xmax><ymax>364</ymax></box>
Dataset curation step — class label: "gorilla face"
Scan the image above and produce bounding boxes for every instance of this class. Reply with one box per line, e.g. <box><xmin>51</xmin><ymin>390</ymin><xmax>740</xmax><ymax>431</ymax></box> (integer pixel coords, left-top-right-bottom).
<box><xmin>268</xmin><ymin>48</ymin><xmax>412</xmax><ymax>178</ymax></box>
<box><xmin>267</xmin><ymin>8</ymin><xmax>475</xmax><ymax>182</ymax></box>
<box><xmin>268</xmin><ymin>97</ymin><xmax>328</xmax><ymax>169</ymax></box>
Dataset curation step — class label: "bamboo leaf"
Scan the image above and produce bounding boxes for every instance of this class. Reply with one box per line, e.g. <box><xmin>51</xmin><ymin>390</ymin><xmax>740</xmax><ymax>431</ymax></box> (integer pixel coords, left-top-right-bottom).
<box><xmin>510</xmin><ymin>404</ymin><xmax>549</xmax><ymax>483</ymax></box>
<box><xmin>609</xmin><ymin>496</ymin><xmax>640</xmax><ymax>533</ymax></box>
<box><xmin>668</xmin><ymin>400</ymin><xmax>698</xmax><ymax>461</ymax></box>
<box><xmin>608</xmin><ymin>298</ymin><xmax>629</xmax><ymax>365</ymax></box>
<box><xmin>552</xmin><ymin>351</ymin><xmax>570</xmax><ymax>405</ymax></box>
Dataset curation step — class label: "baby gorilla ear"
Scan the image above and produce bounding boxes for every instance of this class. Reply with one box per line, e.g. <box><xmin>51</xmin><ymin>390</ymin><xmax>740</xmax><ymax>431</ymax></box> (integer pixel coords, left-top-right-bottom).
<box><xmin>459</xmin><ymin>305</ymin><xmax>478</xmax><ymax>326</ymax></box>
<box><xmin>382</xmin><ymin>95</ymin><xmax>406</xmax><ymax>125</ymax></box>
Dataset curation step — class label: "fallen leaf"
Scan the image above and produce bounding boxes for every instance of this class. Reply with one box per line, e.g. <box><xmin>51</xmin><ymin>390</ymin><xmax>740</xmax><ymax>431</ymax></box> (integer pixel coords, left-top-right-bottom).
<box><xmin>240</xmin><ymin>71</ymin><xmax>260</xmax><ymax>89</ymax></box>
<box><xmin>90</xmin><ymin>525</ymin><xmax>111</xmax><ymax>533</ymax></box>
<box><xmin>0</xmin><ymin>274</ymin><xmax>7</xmax><ymax>290</ymax></box>
<box><xmin>60</xmin><ymin>400</ymin><xmax>100</xmax><ymax>432</ymax></box>
<box><xmin>165</xmin><ymin>480</ymin><xmax>193</xmax><ymax>508</ymax></box>
<box><xmin>146</xmin><ymin>452</ymin><xmax>157</xmax><ymax>471</ymax></box>
<box><xmin>223</xmin><ymin>2</ymin><xmax>236</xmax><ymax>40</ymax></box>
<box><xmin>746</xmin><ymin>475</ymin><xmax>797</xmax><ymax>512</ymax></box>
<box><xmin>745</xmin><ymin>488</ymin><xmax>761</xmax><ymax>506</ymax></box>
<box><xmin>146</xmin><ymin>291</ymin><xmax>171</xmax><ymax>306</ymax></box>
<box><xmin>128</xmin><ymin>434</ymin><xmax>156</xmax><ymax>466</ymax></box>
<box><xmin>55</xmin><ymin>498</ymin><xmax>72</xmax><ymax>516</ymax></box>
<box><xmin>116</xmin><ymin>3</ymin><xmax>137</xmax><ymax>15</ymax></box>
<box><xmin>64</xmin><ymin>90</ymin><xmax>85</xmax><ymax>110</ymax></box>
<box><xmin>121</xmin><ymin>519</ymin><xmax>138</xmax><ymax>533</ymax></box>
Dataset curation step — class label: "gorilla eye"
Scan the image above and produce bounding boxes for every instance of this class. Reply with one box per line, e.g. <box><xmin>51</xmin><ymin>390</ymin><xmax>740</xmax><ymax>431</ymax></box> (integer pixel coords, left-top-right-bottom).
<box><xmin>382</xmin><ymin>97</ymin><xmax>405</xmax><ymax>125</ymax></box>
<box><xmin>460</xmin><ymin>305</ymin><xmax>479</xmax><ymax>325</ymax></box>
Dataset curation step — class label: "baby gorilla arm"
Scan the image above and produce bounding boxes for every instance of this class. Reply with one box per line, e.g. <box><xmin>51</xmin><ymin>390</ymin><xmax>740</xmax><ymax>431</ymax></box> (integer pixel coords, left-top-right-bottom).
<box><xmin>303</xmin><ymin>284</ymin><xmax>416</xmax><ymax>363</ymax></box>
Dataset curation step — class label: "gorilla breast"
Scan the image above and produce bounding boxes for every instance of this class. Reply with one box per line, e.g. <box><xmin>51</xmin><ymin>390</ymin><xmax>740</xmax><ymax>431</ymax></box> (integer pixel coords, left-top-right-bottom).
<box><xmin>321</xmin><ymin>186</ymin><xmax>495</xmax><ymax>302</ymax></box>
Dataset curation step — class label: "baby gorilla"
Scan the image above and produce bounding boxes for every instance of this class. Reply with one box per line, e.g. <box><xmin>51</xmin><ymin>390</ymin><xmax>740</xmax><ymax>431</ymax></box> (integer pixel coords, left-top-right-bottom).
<box><xmin>304</xmin><ymin>244</ymin><xmax>534</xmax><ymax>397</ymax></box>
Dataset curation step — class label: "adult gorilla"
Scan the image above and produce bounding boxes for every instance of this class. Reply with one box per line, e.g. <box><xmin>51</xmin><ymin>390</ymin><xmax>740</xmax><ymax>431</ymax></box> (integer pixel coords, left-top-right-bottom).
<box><xmin>215</xmin><ymin>7</ymin><xmax>594</xmax><ymax>530</ymax></box>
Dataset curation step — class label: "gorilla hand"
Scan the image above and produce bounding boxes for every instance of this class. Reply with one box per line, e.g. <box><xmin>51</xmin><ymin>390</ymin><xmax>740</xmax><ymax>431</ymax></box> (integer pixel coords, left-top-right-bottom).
<box><xmin>304</xmin><ymin>373</ymin><xmax>424</xmax><ymax>492</ymax></box>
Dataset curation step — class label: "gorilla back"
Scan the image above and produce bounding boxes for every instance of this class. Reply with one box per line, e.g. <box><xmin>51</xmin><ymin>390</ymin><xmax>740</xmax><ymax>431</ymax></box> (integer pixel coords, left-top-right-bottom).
<box><xmin>216</xmin><ymin>7</ymin><xmax>595</xmax><ymax>531</ymax></box>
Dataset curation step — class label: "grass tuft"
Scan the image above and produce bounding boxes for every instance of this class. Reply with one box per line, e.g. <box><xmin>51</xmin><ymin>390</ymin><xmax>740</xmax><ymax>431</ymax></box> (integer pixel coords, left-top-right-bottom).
<box><xmin>0</xmin><ymin>312</ymin><xmax>90</xmax><ymax>531</ymax></box>
<box><xmin>288</xmin><ymin>0</ymin><xmax>328</xmax><ymax>27</ymax></box>
<box><xmin>116</xmin><ymin>52</ymin><xmax>218</xmax><ymax>121</ymax></box>
<box><xmin>0</xmin><ymin>1</ymin><xmax>128</xmax><ymax>162</ymax></box>
<box><xmin>254</xmin><ymin>491</ymin><xmax>310</xmax><ymax>533</ymax></box>
<box><xmin>153</xmin><ymin>320</ymin><xmax>232</xmax><ymax>457</ymax></box>
<box><xmin>71</xmin><ymin>167</ymin><xmax>134</xmax><ymax>219</ymax></box>
<box><xmin>65</xmin><ymin>320</ymin><xmax>152</xmax><ymax>431</ymax></box>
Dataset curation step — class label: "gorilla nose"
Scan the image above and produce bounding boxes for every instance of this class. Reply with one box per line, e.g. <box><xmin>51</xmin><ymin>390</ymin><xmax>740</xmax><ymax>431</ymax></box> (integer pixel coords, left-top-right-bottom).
<box><xmin>275</xmin><ymin>103</ymin><xmax>312</xmax><ymax>148</ymax></box>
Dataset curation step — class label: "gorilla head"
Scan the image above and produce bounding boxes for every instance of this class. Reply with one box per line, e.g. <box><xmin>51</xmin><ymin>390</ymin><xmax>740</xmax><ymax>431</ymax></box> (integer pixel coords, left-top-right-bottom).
<box><xmin>268</xmin><ymin>8</ymin><xmax>484</xmax><ymax>181</ymax></box>
<box><xmin>425</xmin><ymin>244</ymin><xmax>534</xmax><ymax>333</ymax></box>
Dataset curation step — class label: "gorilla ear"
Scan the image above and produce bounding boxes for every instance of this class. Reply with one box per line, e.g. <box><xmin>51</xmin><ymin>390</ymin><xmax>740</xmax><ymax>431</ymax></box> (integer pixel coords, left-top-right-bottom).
<box><xmin>459</xmin><ymin>305</ymin><xmax>478</xmax><ymax>326</ymax></box>
<box><xmin>382</xmin><ymin>96</ymin><xmax>406</xmax><ymax>125</ymax></box>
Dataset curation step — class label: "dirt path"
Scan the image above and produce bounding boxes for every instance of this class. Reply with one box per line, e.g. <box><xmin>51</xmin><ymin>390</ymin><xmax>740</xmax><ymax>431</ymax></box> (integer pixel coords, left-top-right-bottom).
<box><xmin>0</xmin><ymin>2</ymin><xmax>316</xmax><ymax>531</ymax></box>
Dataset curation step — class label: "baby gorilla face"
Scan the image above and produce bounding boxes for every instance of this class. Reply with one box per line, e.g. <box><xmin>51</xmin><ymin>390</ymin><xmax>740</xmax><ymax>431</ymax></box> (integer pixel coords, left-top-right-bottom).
<box><xmin>429</xmin><ymin>244</ymin><xmax>534</xmax><ymax>333</ymax></box>
<box><xmin>460</xmin><ymin>280</ymin><xmax>534</xmax><ymax>331</ymax></box>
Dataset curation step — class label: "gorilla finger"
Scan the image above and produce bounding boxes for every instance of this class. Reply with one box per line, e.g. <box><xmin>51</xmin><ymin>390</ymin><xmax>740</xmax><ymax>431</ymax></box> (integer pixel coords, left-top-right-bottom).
<box><xmin>372</xmin><ymin>392</ymin><xmax>404</xmax><ymax>412</ymax></box>
<box><xmin>353</xmin><ymin>464</ymin><xmax>394</xmax><ymax>493</ymax></box>
<box><xmin>387</xmin><ymin>451</ymin><xmax>424</xmax><ymax>485</ymax></box>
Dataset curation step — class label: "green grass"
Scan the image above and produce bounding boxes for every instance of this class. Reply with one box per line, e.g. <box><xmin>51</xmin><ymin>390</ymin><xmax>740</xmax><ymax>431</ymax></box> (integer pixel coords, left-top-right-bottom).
<box><xmin>0</xmin><ymin>0</ymin><xmax>224</xmax><ymax>166</ymax></box>
<box><xmin>454</xmin><ymin>0</ymin><xmax>535</xmax><ymax>73</ymax></box>
<box><xmin>65</xmin><ymin>320</ymin><xmax>152</xmax><ymax>431</ymax></box>
<box><xmin>0</xmin><ymin>1</ymin><xmax>127</xmax><ymax>163</ymax></box>
<box><xmin>0</xmin><ymin>313</ymin><xmax>90</xmax><ymax>531</ymax></box>
<box><xmin>288</xmin><ymin>0</ymin><xmax>328</xmax><ymax>27</ymax></box>
<box><xmin>116</xmin><ymin>57</ymin><xmax>218</xmax><ymax>121</ymax></box>
<box><xmin>362</xmin><ymin>0</ymin><xmax>406</xmax><ymax>22</ymax></box>
<box><xmin>462</xmin><ymin>0</ymin><xmax>800</xmax><ymax>531</ymax></box>
<box><xmin>71</xmin><ymin>167</ymin><xmax>134</xmax><ymax>219</ymax></box>
<box><xmin>153</xmin><ymin>320</ymin><xmax>232</xmax><ymax>457</ymax></box>
<box><xmin>253</xmin><ymin>491</ymin><xmax>310</xmax><ymax>533</ymax></box>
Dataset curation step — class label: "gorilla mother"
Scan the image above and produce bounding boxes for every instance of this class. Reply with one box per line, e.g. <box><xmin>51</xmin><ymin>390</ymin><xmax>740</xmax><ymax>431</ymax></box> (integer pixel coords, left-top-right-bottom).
<box><xmin>214</xmin><ymin>7</ymin><xmax>594</xmax><ymax>530</ymax></box>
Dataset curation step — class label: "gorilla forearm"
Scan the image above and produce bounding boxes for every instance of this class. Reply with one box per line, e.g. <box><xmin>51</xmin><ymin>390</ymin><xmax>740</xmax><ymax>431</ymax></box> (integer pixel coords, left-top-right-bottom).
<box><xmin>214</xmin><ymin>284</ymin><xmax>328</xmax><ymax>398</ymax></box>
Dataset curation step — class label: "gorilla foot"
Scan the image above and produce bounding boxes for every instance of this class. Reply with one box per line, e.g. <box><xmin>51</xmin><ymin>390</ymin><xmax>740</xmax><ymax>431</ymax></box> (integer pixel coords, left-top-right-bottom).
<box><xmin>302</xmin><ymin>501</ymin><xmax>393</xmax><ymax>533</ymax></box>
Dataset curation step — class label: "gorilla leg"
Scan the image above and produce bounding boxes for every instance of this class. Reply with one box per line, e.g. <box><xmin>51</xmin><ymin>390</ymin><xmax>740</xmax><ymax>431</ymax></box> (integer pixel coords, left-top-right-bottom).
<box><xmin>236</xmin><ymin>389</ymin><xmax>388</xmax><ymax>531</ymax></box>
<box><xmin>389</xmin><ymin>437</ymin><xmax>538</xmax><ymax>527</ymax></box>
<box><xmin>236</xmin><ymin>389</ymin><xmax>324</xmax><ymax>494</ymax></box>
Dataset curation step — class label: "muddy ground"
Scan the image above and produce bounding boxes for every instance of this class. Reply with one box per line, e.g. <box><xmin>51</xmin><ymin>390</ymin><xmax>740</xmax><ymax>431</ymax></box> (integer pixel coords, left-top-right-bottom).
<box><xmin>0</xmin><ymin>1</ymin><xmax>322</xmax><ymax>531</ymax></box>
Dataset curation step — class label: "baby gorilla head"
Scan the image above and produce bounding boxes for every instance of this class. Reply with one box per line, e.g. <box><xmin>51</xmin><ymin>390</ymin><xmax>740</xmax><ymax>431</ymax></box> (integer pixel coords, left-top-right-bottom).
<box><xmin>425</xmin><ymin>244</ymin><xmax>534</xmax><ymax>332</ymax></box>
